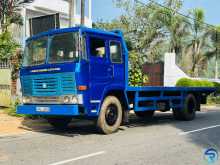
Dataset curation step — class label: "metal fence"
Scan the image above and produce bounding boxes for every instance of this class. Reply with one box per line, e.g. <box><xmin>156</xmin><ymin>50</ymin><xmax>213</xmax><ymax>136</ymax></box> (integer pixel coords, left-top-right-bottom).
<box><xmin>0</xmin><ymin>60</ymin><xmax>11</xmax><ymax>69</ymax></box>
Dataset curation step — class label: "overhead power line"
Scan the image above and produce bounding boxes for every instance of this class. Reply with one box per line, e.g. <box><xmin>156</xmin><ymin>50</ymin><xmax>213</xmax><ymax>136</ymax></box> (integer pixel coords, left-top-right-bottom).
<box><xmin>134</xmin><ymin>0</ymin><xmax>217</xmax><ymax>30</ymax></box>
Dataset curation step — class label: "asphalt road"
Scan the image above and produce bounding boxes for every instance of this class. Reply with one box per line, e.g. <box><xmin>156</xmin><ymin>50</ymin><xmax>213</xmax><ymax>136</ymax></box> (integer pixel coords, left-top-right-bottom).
<box><xmin>0</xmin><ymin>108</ymin><xmax>220</xmax><ymax>165</ymax></box>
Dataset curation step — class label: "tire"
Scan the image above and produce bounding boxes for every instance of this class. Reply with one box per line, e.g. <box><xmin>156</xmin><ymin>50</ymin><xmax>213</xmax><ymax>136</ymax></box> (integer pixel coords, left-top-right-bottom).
<box><xmin>46</xmin><ymin>117</ymin><xmax>72</xmax><ymax>129</ymax></box>
<box><xmin>97</xmin><ymin>96</ymin><xmax>123</xmax><ymax>134</ymax></box>
<box><xmin>135</xmin><ymin>111</ymin><xmax>155</xmax><ymax>119</ymax></box>
<box><xmin>173</xmin><ymin>94</ymin><xmax>197</xmax><ymax>121</ymax></box>
<box><xmin>173</xmin><ymin>108</ymin><xmax>183</xmax><ymax>120</ymax></box>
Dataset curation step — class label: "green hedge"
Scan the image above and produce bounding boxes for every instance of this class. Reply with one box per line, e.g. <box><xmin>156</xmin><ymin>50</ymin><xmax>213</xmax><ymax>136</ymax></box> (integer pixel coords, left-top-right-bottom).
<box><xmin>207</xmin><ymin>96</ymin><xmax>220</xmax><ymax>105</ymax></box>
<box><xmin>176</xmin><ymin>78</ymin><xmax>217</xmax><ymax>88</ymax></box>
<box><xmin>176</xmin><ymin>78</ymin><xmax>220</xmax><ymax>105</ymax></box>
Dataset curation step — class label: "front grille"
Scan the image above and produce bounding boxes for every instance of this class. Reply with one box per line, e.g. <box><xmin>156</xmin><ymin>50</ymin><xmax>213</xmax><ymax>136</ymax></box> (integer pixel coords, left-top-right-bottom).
<box><xmin>22</xmin><ymin>73</ymin><xmax>76</xmax><ymax>96</ymax></box>
<box><xmin>33</xmin><ymin>77</ymin><xmax>58</xmax><ymax>95</ymax></box>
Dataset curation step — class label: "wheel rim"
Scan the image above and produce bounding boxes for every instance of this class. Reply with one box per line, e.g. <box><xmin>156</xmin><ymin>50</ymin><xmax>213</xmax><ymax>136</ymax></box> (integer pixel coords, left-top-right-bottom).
<box><xmin>105</xmin><ymin>104</ymin><xmax>118</xmax><ymax>126</ymax></box>
<box><xmin>188</xmin><ymin>98</ymin><xmax>196</xmax><ymax>114</ymax></box>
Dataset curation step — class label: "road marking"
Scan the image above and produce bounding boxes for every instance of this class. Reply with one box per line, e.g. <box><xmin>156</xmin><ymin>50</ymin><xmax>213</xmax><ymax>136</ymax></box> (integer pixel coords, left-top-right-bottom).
<box><xmin>179</xmin><ymin>124</ymin><xmax>220</xmax><ymax>136</ymax></box>
<box><xmin>48</xmin><ymin>151</ymin><xmax>106</xmax><ymax>165</ymax></box>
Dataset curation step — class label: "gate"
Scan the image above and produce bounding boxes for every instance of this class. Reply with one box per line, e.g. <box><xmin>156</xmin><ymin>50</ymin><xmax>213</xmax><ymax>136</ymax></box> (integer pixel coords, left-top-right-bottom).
<box><xmin>0</xmin><ymin>60</ymin><xmax>11</xmax><ymax>107</ymax></box>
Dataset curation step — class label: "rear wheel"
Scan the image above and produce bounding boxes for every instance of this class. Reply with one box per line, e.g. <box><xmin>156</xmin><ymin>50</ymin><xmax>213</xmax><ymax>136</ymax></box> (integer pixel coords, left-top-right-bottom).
<box><xmin>173</xmin><ymin>94</ymin><xmax>197</xmax><ymax>121</ymax></box>
<box><xmin>97</xmin><ymin>96</ymin><xmax>123</xmax><ymax>134</ymax></box>
<box><xmin>46</xmin><ymin>117</ymin><xmax>72</xmax><ymax>129</ymax></box>
<box><xmin>135</xmin><ymin>111</ymin><xmax>155</xmax><ymax>119</ymax></box>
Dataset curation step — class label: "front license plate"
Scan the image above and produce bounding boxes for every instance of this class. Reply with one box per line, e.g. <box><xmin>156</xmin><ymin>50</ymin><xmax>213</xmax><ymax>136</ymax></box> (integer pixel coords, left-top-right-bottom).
<box><xmin>36</xmin><ymin>107</ymin><xmax>50</xmax><ymax>112</ymax></box>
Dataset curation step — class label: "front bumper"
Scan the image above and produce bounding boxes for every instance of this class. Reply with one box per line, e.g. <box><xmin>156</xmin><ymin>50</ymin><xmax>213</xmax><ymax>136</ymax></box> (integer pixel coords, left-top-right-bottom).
<box><xmin>17</xmin><ymin>104</ymin><xmax>80</xmax><ymax>116</ymax></box>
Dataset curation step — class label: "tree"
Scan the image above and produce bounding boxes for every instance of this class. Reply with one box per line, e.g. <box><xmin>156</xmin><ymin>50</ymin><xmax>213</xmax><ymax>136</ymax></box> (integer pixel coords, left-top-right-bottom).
<box><xmin>93</xmin><ymin>18</ymin><xmax>133</xmax><ymax>50</ymax></box>
<box><xmin>97</xmin><ymin>0</ymin><xmax>217</xmax><ymax>79</ymax></box>
<box><xmin>0</xmin><ymin>0</ymin><xmax>34</xmax><ymax>32</ymax></box>
<box><xmin>209</xmin><ymin>25</ymin><xmax>220</xmax><ymax>79</ymax></box>
<box><xmin>129</xmin><ymin>51</ymin><xmax>148</xmax><ymax>86</ymax></box>
<box><xmin>0</xmin><ymin>32</ymin><xmax>18</xmax><ymax>59</ymax></box>
<box><xmin>0</xmin><ymin>0</ymin><xmax>34</xmax><ymax>60</ymax></box>
<box><xmin>215</xmin><ymin>26</ymin><xmax>220</xmax><ymax>79</ymax></box>
<box><xmin>156</xmin><ymin>6</ymin><xmax>188</xmax><ymax>54</ymax></box>
<box><xmin>184</xmin><ymin>8</ymin><xmax>215</xmax><ymax>77</ymax></box>
<box><xmin>113</xmin><ymin>0</ymin><xmax>190</xmax><ymax>63</ymax></box>
<box><xmin>113</xmin><ymin>0</ymin><xmax>167</xmax><ymax>64</ymax></box>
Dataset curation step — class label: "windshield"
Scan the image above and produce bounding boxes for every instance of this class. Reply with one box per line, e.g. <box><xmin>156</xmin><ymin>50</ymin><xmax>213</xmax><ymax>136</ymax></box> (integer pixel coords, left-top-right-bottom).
<box><xmin>22</xmin><ymin>32</ymin><xmax>79</xmax><ymax>67</ymax></box>
<box><xmin>23</xmin><ymin>37</ymin><xmax>47</xmax><ymax>66</ymax></box>
<box><xmin>49</xmin><ymin>33</ymin><xmax>79</xmax><ymax>64</ymax></box>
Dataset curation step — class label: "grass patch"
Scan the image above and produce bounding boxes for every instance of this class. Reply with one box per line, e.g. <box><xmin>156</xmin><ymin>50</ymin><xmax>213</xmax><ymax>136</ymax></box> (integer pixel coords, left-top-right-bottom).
<box><xmin>3</xmin><ymin>100</ymin><xmax>24</xmax><ymax>117</ymax></box>
<box><xmin>3</xmin><ymin>107</ymin><xmax>25</xmax><ymax>117</ymax></box>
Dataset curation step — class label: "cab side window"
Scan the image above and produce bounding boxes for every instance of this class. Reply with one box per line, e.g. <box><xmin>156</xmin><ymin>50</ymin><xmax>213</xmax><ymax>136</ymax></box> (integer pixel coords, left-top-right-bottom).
<box><xmin>110</xmin><ymin>41</ymin><xmax>122</xmax><ymax>63</ymax></box>
<box><xmin>89</xmin><ymin>37</ymin><xmax>106</xmax><ymax>58</ymax></box>
<box><xmin>81</xmin><ymin>36</ymin><xmax>87</xmax><ymax>60</ymax></box>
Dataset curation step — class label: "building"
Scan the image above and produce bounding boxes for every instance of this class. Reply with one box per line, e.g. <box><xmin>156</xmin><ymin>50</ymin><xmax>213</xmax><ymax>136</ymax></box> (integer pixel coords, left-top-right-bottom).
<box><xmin>11</xmin><ymin>0</ymin><xmax>92</xmax><ymax>46</ymax></box>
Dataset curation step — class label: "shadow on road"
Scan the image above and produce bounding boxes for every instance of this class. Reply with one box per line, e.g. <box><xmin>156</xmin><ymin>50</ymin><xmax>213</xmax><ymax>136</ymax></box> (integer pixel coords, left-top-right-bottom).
<box><xmin>21</xmin><ymin>118</ymin><xmax>99</xmax><ymax>136</ymax></box>
<box><xmin>20</xmin><ymin>110</ymin><xmax>220</xmax><ymax>149</ymax></box>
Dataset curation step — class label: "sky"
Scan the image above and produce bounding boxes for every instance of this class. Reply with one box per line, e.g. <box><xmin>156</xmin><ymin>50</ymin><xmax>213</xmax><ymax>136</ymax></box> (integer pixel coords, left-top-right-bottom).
<box><xmin>92</xmin><ymin>0</ymin><xmax>220</xmax><ymax>25</ymax></box>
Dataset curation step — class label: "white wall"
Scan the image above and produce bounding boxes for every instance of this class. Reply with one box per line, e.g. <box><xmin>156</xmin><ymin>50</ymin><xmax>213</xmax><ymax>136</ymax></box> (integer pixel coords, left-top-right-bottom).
<box><xmin>164</xmin><ymin>53</ymin><xmax>189</xmax><ymax>87</ymax></box>
<box><xmin>163</xmin><ymin>53</ymin><xmax>220</xmax><ymax>86</ymax></box>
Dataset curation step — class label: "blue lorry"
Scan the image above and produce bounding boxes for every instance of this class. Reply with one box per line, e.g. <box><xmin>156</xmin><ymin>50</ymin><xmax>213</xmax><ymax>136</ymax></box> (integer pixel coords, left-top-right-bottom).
<box><xmin>17</xmin><ymin>26</ymin><xmax>216</xmax><ymax>134</ymax></box>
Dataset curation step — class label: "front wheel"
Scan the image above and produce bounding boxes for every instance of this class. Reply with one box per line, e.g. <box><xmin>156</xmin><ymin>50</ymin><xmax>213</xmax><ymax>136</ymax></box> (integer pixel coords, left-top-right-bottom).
<box><xmin>97</xmin><ymin>96</ymin><xmax>123</xmax><ymax>134</ymax></box>
<box><xmin>173</xmin><ymin>94</ymin><xmax>197</xmax><ymax>121</ymax></box>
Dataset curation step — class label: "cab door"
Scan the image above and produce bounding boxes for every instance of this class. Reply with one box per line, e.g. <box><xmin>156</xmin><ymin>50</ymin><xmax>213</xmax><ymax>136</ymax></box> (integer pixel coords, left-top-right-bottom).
<box><xmin>88</xmin><ymin>35</ymin><xmax>113</xmax><ymax>102</ymax></box>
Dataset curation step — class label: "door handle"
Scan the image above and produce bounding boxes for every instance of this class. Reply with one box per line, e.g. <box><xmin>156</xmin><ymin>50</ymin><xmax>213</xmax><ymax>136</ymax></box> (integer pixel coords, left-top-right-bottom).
<box><xmin>107</xmin><ymin>66</ymin><xmax>114</xmax><ymax>78</ymax></box>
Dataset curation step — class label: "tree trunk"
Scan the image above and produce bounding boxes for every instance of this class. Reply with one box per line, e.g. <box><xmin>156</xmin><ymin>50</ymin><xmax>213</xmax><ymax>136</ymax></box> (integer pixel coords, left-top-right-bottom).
<box><xmin>215</xmin><ymin>55</ymin><xmax>219</xmax><ymax>79</ymax></box>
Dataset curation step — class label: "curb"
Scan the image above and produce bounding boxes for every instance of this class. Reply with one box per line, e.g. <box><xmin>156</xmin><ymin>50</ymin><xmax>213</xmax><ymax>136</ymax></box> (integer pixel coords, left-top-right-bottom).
<box><xmin>202</xmin><ymin>105</ymin><xmax>220</xmax><ymax>109</ymax></box>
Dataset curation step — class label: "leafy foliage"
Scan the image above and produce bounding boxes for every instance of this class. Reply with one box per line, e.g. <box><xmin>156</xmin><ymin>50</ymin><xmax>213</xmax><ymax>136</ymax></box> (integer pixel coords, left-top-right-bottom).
<box><xmin>129</xmin><ymin>51</ymin><xmax>148</xmax><ymax>86</ymax></box>
<box><xmin>11</xmin><ymin>49</ymin><xmax>22</xmax><ymax>80</ymax></box>
<box><xmin>176</xmin><ymin>78</ymin><xmax>215</xmax><ymax>87</ymax></box>
<box><xmin>0</xmin><ymin>0</ymin><xmax>33</xmax><ymax>61</ymax></box>
<box><xmin>0</xmin><ymin>32</ymin><xmax>19</xmax><ymax>60</ymax></box>
<box><xmin>207</xmin><ymin>95</ymin><xmax>220</xmax><ymax>105</ymax></box>
<box><xmin>0</xmin><ymin>0</ymin><xmax>34</xmax><ymax>32</ymax></box>
<box><xmin>96</xmin><ymin>0</ymin><xmax>220</xmax><ymax>79</ymax></box>
<box><xmin>181</xmin><ymin>8</ymin><xmax>216</xmax><ymax>77</ymax></box>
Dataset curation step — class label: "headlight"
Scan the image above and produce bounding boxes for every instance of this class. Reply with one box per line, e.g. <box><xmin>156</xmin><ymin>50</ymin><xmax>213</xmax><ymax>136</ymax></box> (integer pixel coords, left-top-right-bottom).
<box><xmin>22</xmin><ymin>96</ymin><xmax>32</xmax><ymax>104</ymax></box>
<box><xmin>71</xmin><ymin>96</ymin><xmax>78</xmax><ymax>104</ymax></box>
<box><xmin>62</xmin><ymin>95</ymin><xmax>83</xmax><ymax>104</ymax></box>
<box><xmin>63</xmin><ymin>96</ymin><xmax>71</xmax><ymax>104</ymax></box>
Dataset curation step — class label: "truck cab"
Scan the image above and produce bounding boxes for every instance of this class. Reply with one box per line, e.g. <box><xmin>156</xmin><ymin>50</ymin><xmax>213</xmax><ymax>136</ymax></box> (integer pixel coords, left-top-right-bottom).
<box><xmin>17</xmin><ymin>27</ymin><xmax>126</xmax><ymax>121</ymax></box>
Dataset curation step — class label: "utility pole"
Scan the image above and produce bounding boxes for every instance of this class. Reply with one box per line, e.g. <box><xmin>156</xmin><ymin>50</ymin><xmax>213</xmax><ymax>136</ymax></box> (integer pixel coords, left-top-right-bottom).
<box><xmin>69</xmin><ymin>0</ymin><xmax>75</xmax><ymax>27</ymax></box>
<box><xmin>81</xmin><ymin>0</ymin><xmax>85</xmax><ymax>25</ymax></box>
<box><xmin>215</xmin><ymin>30</ymin><xmax>219</xmax><ymax>79</ymax></box>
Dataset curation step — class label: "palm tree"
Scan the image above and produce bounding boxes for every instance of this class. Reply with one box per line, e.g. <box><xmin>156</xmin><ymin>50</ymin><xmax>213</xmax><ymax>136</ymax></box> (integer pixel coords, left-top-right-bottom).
<box><xmin>210</xmin><ymin>26</ymin><xmax>220</xmax><ymax>79</ymax></box>
<box><xmin>156</xmin><ymin>0</ymin><xmax>188</xmax><ymax>54</ymax></box>
<box><xmin>184</xmin><ymin>8</ymin><xmax>215</xmax><ymax>77</ymax></box>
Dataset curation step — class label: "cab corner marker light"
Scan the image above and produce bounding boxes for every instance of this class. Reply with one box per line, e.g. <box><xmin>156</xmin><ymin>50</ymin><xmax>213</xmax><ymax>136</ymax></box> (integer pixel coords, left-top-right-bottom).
<box><xmin>77</xmin><ymin>85</ymin><xmax>87</xmax><ymax>91</ymax></box>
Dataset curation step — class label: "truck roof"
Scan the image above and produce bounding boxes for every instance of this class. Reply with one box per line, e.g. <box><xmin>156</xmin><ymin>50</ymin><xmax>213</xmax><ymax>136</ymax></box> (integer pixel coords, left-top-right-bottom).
<box><xmin>26</xmin><ymin>26</ymin><xmax>123</xmax><ymax>42</ymax></box>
